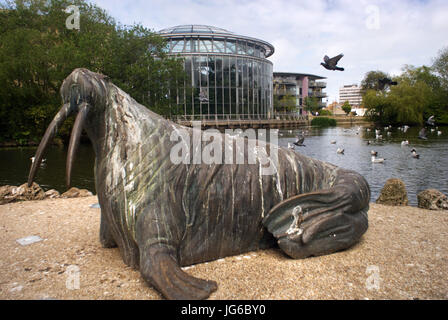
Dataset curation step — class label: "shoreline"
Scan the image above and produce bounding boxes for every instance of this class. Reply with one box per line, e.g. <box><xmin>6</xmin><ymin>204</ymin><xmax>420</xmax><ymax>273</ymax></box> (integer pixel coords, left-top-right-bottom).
<box><xmin>1</xmin><ymin>196</ymin><xmax>447</xmax><ymax>300</ymax></box>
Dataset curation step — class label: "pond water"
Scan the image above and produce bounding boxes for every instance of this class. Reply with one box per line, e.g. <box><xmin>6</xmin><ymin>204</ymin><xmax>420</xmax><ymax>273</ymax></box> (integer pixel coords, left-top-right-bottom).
<box><xmin>1</xmin><ymin>125</ymin><xmax>447</xmax><ymax>206</ymax></box>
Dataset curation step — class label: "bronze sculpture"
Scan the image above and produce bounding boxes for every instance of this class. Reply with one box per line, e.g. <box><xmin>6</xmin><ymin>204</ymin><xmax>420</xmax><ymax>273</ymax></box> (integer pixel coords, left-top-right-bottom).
<box><xmin>28</xmin><ymin>69</ymin><xmax>370</xmax><ymax>299</ymax></box>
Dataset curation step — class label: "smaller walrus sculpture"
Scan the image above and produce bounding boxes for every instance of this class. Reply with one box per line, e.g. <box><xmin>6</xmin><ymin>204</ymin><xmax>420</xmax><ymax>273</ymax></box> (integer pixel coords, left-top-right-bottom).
<box><xmin>28</xmin><ymin>69</ymin><xmax>370</xmax><ymax>300</ymax></box>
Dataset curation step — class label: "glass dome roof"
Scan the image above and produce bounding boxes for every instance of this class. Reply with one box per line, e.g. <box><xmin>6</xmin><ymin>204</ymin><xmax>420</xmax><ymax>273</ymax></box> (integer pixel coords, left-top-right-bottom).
<box><xmin>158</xmin><ymin>25</ymin><xmax>235</xmax><ymax>35</ymax></box>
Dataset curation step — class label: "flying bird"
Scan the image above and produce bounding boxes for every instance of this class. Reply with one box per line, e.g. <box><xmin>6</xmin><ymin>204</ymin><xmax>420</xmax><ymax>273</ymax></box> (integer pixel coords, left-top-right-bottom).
<box><xmin>378</xmin><ymin>77</ymin><xmax>398</xmax><ymax>90</ymax></box>
<box><xmin>426</xmin><ymin>115</ymin><xmax>435</xmax><ymax>126</ymax></box>
<box><xmin>293</xmin><ymin>134</ymin><xmax>305</xmax><ymax>147</ymax></box>
<box><xmin>418</xmin><ymin>128</ymin><xmax>428</xmax><ymax>140</ymax></box>
<box><xmin>321</xmin><ymin>54</ymin><xmax>344</xmax><ymax>71</ymax></box>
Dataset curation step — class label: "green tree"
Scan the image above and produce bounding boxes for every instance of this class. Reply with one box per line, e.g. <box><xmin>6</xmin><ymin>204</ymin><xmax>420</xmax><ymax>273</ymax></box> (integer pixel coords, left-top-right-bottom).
<box><xmin>303</xmin><ymin>96</ymin><xmax>319</xmax><ymax>113</ymax></box>
<box><xmin>275</xmin><ymin>94</ymin><xmax>297</xmax><ymax>113</ymax></box>
<box><xmin>341</xmin><ymin>101</ymin><xmax>352</xmax><ymax>115</ymax></box>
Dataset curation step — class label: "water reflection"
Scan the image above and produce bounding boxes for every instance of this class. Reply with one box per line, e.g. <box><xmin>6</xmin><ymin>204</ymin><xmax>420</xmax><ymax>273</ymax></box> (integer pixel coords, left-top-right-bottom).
<box><xmin>0</xmin><ymin>125</ymin><xmax>447</xmax><ymax>206</ymax></box>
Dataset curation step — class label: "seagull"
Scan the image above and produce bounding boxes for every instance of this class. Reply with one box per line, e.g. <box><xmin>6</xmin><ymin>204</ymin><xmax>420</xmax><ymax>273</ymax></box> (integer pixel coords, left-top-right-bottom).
<box><xmin>376</xmin><ymin>134</ymin><xmax>383</xmax><ymax>140</ymax></box>
<box><xmin>403</xmin><ymin>125</ymin><xmax>409</xmax><ymax>133</ymax></box>
<box><xmin>293</xmin><ymin>135</ymin><xmax>305</xmax><ymax>147</ymax></box>
<box><xmin>401</xmin><ymin>140</ymin><xmax>409</xmax><ymax>147</ymax></box>
<box><xmin>337</xmin><ymin>148</ymin><xmax>345</xmax><ymax>154</ymax></box>
<box><xmin>438</xmin><ymin>131</ymin><xmax>442</xmax><ymax>135</ymax></box>
<box><xmin>288</xmin><ymin>143</ymin><xmax>295</xmax><ymax>149</ymax></box>
<box><xmin>371</xmin><ymin>156</ymin><xmax>385</xmax><ymax>163</ymax></box>
<box><xmin>371</xmin><ymin>150</ymin><xmax>378</xmax><ymax>156</ymax></box>
<box><xmin>321</xmin><ymin>54</ymin><xmax>344</xmax><ymax>71</ymax></box>
<box><xmin>375</xmin><ymin>129</ymin><xmax>381</xmax><ymax>135</ymax></box>
<box><xmin>426</xmin><ymin>115</ymin><xmax>435</xmax><ymax>126</ymax></box>
<box><xmin>418</xmin><ymin>128</ymin><xmax>428</xmax><ymax>140</ymax></box>
<box><xmin>378</xmin><ymin>77</ymin><xmax>398</xmax><ymax>90</ymax></box>
<box><xmin>411</xmin><ymin>148</ymin><xmax>420</xmax><ymax>159</ymax></box>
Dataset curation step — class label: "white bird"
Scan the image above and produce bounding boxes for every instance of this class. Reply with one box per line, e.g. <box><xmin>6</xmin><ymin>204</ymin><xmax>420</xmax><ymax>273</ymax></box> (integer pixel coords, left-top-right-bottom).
<box><xmin>376</xmin><ymin>134</ymin><xmax>383</xmax><ymax>140</ymax></box>
<box><xmin>288</xmin><ymin>130</ymin><xmax>293</xmax><ymax>134</ymax></box>
<box><xmin>401</xmin><ymin>140</ymin><xmax>409</xmax><ymax>147</ymax></box>
<box><xmin>371</xmin><ymin>156</ymin><xmax>385</xmax><ymax>163</ymax></box>
<box><xmin>337</xmin><ymin>148</ymin><xmax>345</xmax><ymax>154</ymax></box>
<box><xmin>438</xmin><ymin>131</ymin><xmax>442</xmax><ymax>135</ymax></box>
<box><xmin>366</xmin><ymin>128</ymin><xmax>371</xmax><ymax>132</ymax></box>
<box><xmin>288</xmin><ymin>143</ymin><xmax>294</xmax><ymax>149</ymax></box>
<box><xmin>30</xmin><ymin>157</ymin><xmax>46</xmax><ymax>163</ymax></box>
<box><xmin>431</xmin><ymin>128</ymin><xmax>435</xmax><ymax>132</ymax></box>
<box><xmin>387</xmin><ymin>131</ymin><xmax>392</xmax><ymax>136</ymax></box>
<box><xmin>330</xmin><ymin>140</ymin><xmax>337</xmax><ymax>144</ymax></box>
<box><xmin>403</xmin><ymin>125</ymin><xmax>409</xmax><ymax>133</ymax></box>
<box><xmin>375</xmin><ymin>129</ymin><xmax>381</xmax><ymax>135</ymax></box>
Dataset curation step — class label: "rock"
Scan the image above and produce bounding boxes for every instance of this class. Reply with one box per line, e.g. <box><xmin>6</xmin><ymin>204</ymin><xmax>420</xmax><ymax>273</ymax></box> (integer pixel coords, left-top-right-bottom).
<box><xmin>45</xmin><ymin>189</ymin><xmax>60</xmax><ymax>199</ymax></box>
<box><xmin>417</xmin><ymin>189</ymin><xmax>448</xmax><ymax>211</ymax></box>
<box><xmin>61</xmin><ymin>187</ymin><xmax>93</xmax><ymax>198</ymax></box>
<box><xmin>376</xmin><ymin>178</ymin><xmax>409</xmax><ymax>206</ymax></box>
<box><xmin>0</xmin><ymin>183</ymin><xmax>46</xmax><ymax>205</ymax></box>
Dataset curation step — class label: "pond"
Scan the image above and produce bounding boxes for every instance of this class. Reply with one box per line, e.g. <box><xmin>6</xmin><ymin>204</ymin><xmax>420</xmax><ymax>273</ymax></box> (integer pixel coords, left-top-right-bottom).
<box><xmin>1</xmin><ymin>125</ymin><xmax>447</xmax><ymax>206</ymax></box>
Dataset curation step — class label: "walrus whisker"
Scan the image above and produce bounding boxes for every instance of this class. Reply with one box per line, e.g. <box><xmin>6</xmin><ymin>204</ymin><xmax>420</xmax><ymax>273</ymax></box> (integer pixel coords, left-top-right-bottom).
<box><xmin>66</xmin><ymin>102</ymin><xmax>90</xmax><ymax>188</ymax></box>
<box><xmin>28</xmin><ymin>103</ymin><xmax>72</xmax><ymax>187</ymax></box>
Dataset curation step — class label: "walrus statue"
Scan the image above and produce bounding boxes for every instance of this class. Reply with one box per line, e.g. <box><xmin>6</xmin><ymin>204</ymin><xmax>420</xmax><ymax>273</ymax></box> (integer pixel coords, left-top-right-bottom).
<box><xmin>28</xmin><ymin>68</ymin><xmax>370</xmax><ymax>299</ymax></box>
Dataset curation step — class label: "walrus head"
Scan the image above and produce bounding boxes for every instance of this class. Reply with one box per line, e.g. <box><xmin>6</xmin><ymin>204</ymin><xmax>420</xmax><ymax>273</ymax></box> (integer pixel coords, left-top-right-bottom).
<box><xmin>28</xmin><ymin>68</ymin><xmax>109</xmax><ymax>189</ymax></box>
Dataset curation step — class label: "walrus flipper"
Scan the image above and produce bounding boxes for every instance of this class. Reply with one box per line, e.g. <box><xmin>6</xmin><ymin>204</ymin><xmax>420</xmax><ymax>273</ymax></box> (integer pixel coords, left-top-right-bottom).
<box><xmin>263</xmin><ymin>185</ymin><xmax>369</xmax><ymax>259</ymax></box>
<box><xmin>139</xmin><ymin>244</ymin><xmax>218</xmax><ymax>300</ymax></box>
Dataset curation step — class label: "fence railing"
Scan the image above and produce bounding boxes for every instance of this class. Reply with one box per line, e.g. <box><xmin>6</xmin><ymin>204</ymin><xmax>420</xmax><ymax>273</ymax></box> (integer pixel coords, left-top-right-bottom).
<box><xmin>172</xmin><ymin>113</ymin><xmax>308</xmax><ymax>122</ymax></box>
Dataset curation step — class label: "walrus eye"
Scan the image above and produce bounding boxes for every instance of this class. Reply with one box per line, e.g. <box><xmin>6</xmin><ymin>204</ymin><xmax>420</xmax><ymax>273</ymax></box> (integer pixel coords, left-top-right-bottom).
<box><xmin>66</xmin><ymin>102</ymin><xmax>90</xmax><ymax>188</ymax></box>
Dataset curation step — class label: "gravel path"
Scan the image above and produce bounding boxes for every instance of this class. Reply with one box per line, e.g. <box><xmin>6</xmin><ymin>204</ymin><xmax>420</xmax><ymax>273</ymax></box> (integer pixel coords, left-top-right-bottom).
<box><xmin>1</xmin><ymin>197</ymin><xmax>447</xmax><ymax>300</ymax></box>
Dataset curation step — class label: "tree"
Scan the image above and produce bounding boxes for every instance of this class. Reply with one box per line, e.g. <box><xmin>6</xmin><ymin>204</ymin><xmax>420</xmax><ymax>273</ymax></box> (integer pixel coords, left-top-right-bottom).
<box><xmin>0</xmin><ymin>0</ymin><xmax>186</xmax><ymax>143</ymax></box>
<box><xmin>275</xmin><ymin>94</ymin><xmax>297</xmax><ymax>113</ymax></box>
<box><xmin>303</xmin><ymin>96</ymin><xmax>319</xmax><ymax>114</ymax></box>
<box><xmin>341</xmin><ymin>101</ymin><xmax>352</xmax><ymax>115</ymax></box>
<box><xmin>433</xmin><ymin>46</ymin><xmax>448</xmax><ymax>89</ymax></box>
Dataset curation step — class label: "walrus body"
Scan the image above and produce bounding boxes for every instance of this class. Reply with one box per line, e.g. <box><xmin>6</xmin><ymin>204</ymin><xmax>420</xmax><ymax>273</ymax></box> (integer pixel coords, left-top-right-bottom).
<box><xmin>29</xmin><ymin>69</ymin><xmax>370</xmax><ymax>299</ymax></box>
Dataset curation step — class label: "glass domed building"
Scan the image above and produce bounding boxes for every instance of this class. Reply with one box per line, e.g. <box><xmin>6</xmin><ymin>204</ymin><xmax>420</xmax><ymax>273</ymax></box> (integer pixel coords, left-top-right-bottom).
<box><xmin>158</xmin><ymin>25</ymin><xmax>275</xmax><ymax>120</ymax></box>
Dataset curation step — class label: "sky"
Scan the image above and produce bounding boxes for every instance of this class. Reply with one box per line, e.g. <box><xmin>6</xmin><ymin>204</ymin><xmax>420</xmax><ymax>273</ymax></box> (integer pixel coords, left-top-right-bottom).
<box><xmin>90</xmin><ymin>0</ymin><xmax>448</xmax><ymax>103</ymax></box>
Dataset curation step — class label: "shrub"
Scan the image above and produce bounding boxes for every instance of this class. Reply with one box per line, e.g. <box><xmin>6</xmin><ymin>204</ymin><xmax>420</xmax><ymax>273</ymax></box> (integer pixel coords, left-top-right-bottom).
<box><xmin>311</xmin><ymin>117</ymin><xmax>337</xmax><ymax>127</ymax></box>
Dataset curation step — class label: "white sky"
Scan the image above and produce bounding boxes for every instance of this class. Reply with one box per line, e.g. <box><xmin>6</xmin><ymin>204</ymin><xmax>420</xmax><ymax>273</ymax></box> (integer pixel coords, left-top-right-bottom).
<box><xmin>90</xmin><ymin>0</ymin><xmax>448</xmax><ymax>103</ymax></box>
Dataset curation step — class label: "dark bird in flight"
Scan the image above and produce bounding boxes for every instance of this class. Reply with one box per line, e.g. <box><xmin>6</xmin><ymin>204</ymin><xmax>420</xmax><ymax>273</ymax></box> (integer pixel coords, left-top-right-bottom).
<box><xmin>293</xmin><ymin>134</ymin><xmax>305</xmax><ymax>147</ymax></box>
<box><xmin>378</xmin><ymin>77</ymin><xmax>398</xmax><ymax>90</ymax></box>
<box><xmin>321</xmin><ymin>54</ymin><xmax>344</xmax><ymax>71</ymax></box>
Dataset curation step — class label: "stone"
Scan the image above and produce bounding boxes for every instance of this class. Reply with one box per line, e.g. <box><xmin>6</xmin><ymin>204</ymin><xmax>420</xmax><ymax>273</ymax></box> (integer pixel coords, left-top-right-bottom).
<box><xmin>376</xmin><ymin>178</ymin><xmax>409</xmax><ymax>206</ymax></box>
<box><xmin>61</xmin><ymin>187</ymin><xmax>93</xmax><ymax>198</ymax></box>
<box><xmin>417</xmin><ymin>189</ymin><xmax>448</xmax><ymax>211</ymax></box>
<box><xmin>0</xmin><ymin>183</ymin><xmax>46</xmax><ymax>205</ymax></box>
<box><xmin>45</xmin><ymin>189</ymin><xmax>60</xmax><ymax>199</ymax></box>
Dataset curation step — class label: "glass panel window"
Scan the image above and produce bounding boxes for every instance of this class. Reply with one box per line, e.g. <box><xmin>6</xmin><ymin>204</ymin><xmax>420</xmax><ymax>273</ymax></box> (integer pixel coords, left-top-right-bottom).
<box><xmin>184</xmin><ymin>39</ymin><xmax>191</xmax><ymax>52</ymax></box>
<box><xmin>191</xmin><ymin>39</ymin><xmax>198</xmax><ymax>52</ymax></box>
<box><xmin>213</xmin><ymin>40</ymin><xmax>225</xmax><ymax>53</ymax></box>
<box><xmin>247</xmin><ymin>43</ymin><xmax>254</xmax><ymax>56</ymax></box>
<box><xmin>199</xmin><ymin>39</ymin><xmax>212</xmax><ymax>52</ymax></box>
<box><xmin>171</xmin><ymin>39</ymin><xmax>185</xmax><ymax>53</ymax></box>
<box><xmin>225</xmin><ymin>40</ymin><xmax>236</xmax><ymax>54</ymax></box>
<box><xmin>237</xmin><ymin>41</ymin><xmax>246</xmax><ymax>55</ymax></box>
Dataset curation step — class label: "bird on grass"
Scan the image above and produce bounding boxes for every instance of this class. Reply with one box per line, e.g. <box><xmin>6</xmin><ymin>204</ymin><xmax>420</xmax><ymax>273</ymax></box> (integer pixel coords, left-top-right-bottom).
<box><xmin>321</xmin><ymin>54</ymin><xmax>344</xmax><ymax>71</ymax></box>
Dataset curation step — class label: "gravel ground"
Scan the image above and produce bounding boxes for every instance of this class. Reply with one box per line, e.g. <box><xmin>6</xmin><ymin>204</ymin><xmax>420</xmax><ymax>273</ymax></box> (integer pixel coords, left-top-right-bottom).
<box><xmin>1</xmin><ymin>196</ymin><xmax>447</xmax><ymax>300</ymax></box>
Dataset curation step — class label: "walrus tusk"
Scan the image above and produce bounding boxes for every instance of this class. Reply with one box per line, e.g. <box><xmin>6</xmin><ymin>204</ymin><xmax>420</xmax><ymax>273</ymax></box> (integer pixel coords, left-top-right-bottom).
<box><xmin>66</xmin><ymin>103</ymin><xmax>90</xmax><ymax>188</ymax></box>
<box><xmin>27</xmin><ymin>103</ymin><xmax>72</xmax><ymax>187</ymax></box>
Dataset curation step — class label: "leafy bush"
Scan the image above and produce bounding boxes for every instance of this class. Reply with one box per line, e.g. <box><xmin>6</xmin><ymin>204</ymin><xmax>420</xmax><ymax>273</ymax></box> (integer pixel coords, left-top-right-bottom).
<box><xmin>311</xmin><ymin>117</ymin><xmax>337</xmax><ymax>127</ymax></box>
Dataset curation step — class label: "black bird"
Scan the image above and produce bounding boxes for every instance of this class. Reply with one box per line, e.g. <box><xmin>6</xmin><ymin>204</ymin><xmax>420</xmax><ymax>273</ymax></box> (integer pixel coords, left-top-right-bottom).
<box><xmin>293</xmin><ymin>134</ymin><xmax>305</xmax><ymax>147</ymax></box>
<box><xmin>426</xmin><ymin>115</ymin><xmax>435</xmax><ymax>126</ymax></box>
<box><xmin>321</xmin><ymin>54</ymin><xmax>344</xmax><ymax>71</ymax></box>
<box><xmin>378</xmin><ymin>77</ymin><xmax>398</xmax><ymax>90</ymax></box>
